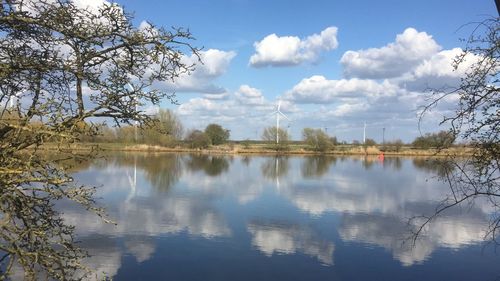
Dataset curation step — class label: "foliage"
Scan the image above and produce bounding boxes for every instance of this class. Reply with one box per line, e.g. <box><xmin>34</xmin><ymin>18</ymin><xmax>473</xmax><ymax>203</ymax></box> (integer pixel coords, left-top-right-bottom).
<box><xmin>94</xmin><ymin>124</ymin><xmax>117</xmax><ymax>143</ymax></box>
<box><xmin>302</xmin><ymin>128</ymin><xmax>333</xmax><ymax>152</ymax></box>
<box><xmin>415</xmin><ymin>18</ymin><xmax>499</xmax><ymax>244</ymax></box>
<box><xmin>262</xmin><ymin>126</ymin><xmax>289</xmax><ymax>151</ymax></box>
<box><xmin>364</xmin><ymin>138</ymin><xmax>377</xmax><ymax>146</ymax></box>
<box><xmin>241</xmin><ymin>139</ymin><xmax>251</xmax><ymax>149</ymax></box>
<box><xmin>115</xmin><ymin>125</ymin><xmax>137</xmax><ymax>143</ymax></box>
<box><xmin>0</xmin><ymin>0</ymin><xmax>198</xmax><ymax>279</ymax></box>
<box><xmin>204</xmin><ymin>123</ymin><xmax>230</xmax><ymax>145</ymax></box>
<box><xmin>262</xmin><ymin>126</ymin><xmax>289</xmax><ymax>143</ymax></box>
<box><xmin>384</xmin><ymin>139</ymin><xmax>404</xmax><ymax>152</ymax></box>
<box><xmin>141</xmin><ymin>109</ymin><xmax>183</xmax><ymax>147</ymax></box>
<box><xmin>330</xmin><ymin>136</ymin><xmax>339</xmax><ymax>146</ymax></box>
<box><xmin>155</xmin><ymin>109</ymin><xmax>184</xmax><ymax>140</ymax></box>
<box><xmin>411</xmin><ymin>130</ymin><xmax>454</xmax><ymax>149</ymax></box>
<box><xmin>185</xmin><ymin>129</ymin><xmax>211</xmax><ymax>149</ymax></box>
<box><xmin>74</xmin><ymin>109</ymin><xmax>184</xmax><ymax>147</ymax></box>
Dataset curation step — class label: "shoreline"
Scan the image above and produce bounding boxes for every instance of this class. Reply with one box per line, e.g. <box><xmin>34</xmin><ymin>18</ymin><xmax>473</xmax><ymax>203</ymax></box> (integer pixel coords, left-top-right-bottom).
<box><xmin>35</xmin><ymin>142</ymin><xmax>474</xmax><ymax>157</ymax></box>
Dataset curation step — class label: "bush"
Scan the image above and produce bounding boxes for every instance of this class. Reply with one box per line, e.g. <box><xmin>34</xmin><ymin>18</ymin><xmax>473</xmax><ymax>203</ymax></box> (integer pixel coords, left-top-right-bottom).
<box><xmin>302</xmin><ymin>128</ymin><xmax>333</xmax><ymax>152</ymax></box>
<box><xmin>384</xmin><ymin>139</ymin><xmax>404</xmax><ymax>152</ymax></box>
<box><xmin>364</xmin><ymin>138</ymin><xmax>377</xmax><ymax>146</ymax></box>
<box><xmin>412</xmin><ymin>130</ymin><xmax>454</xmax><ymax>149</ymax></box>
<box><xmin>185</xmin><ymin>130</ymin><xmax>211</xmax><ymax>149</ymax></box>
<box><xmin>205</xmin><ymin>123</ymin><xmax>230</xmax><ymax>145</ymax></box>
<box><xmin>262</xmin><ymin>126</ymin><xmax>290</xmax><ymax>151</ymax></box>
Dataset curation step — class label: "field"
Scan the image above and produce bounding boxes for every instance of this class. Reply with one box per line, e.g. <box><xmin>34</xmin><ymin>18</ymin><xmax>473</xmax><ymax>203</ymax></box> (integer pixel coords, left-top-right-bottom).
<box><xmin>35</xmin><ymin>141</ymin><xmax>474</xmax><ymax>157</ymax></box>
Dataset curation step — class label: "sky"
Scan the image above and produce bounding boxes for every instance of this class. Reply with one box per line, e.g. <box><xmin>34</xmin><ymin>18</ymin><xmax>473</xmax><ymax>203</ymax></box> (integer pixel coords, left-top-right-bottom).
<box><xmin>117</xmin><ymin>0</ymin><xmax>496</xmax><ymax>142</ymax></box>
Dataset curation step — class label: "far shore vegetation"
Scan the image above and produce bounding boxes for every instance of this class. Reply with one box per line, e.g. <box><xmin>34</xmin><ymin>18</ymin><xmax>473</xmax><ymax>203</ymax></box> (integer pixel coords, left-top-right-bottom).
<box><xmin>14</xmin><ymin>108</ymin><xmax>472</xmax><ymax>156</ymax></box>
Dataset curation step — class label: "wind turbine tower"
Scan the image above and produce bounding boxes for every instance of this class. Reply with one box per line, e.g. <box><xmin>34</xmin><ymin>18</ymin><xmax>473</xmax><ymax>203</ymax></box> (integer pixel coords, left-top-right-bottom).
<box><xmin>363</xmin><ymin>122</ymin><xmax>366</xmax><ymax>144</ymax></box>
<box><xmin>127</xmin><ymin>83</ymin><xmax>140</xmax><ymax>143</ymax></box>
<box><xmin>272</xmin><ymin>100</ymin><xmax>289</xmax><ymax>144</ymax></box>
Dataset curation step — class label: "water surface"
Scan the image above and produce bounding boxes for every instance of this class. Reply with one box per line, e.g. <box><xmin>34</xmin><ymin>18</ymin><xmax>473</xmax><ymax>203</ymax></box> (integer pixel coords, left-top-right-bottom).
<box><xmin>67</xmin><ymin>153</ymin><xmax>499</xmax><ymax>280</ymax></box>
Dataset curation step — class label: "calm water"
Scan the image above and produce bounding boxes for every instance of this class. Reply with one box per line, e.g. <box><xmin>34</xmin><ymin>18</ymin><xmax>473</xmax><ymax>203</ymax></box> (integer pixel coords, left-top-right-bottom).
<box><xmin>66</xmin><ymin>153</ymin><xmax>499</xmax><ymax>280</ymax></box>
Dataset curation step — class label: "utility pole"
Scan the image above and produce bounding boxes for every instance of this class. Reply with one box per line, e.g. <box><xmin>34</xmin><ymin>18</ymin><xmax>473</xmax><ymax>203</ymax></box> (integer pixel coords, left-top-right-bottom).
<box><xmin>383</xmin><ymin>127</ymin><xmax>385</xmax><ymax>145</ymax></box>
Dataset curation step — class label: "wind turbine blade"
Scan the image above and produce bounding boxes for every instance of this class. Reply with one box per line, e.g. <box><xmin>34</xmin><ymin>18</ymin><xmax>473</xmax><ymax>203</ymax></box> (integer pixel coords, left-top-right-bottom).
<box><xmin>277</xmin><ymin>100</ymin><xmax>281</xmax><ymax>111</ymax></box>
<box><xmin>278</xmin><ymin>111</ymin><xmax>290</xmax><ymax>121</ymax></box>
<box><xmin>126</xmin><ymin>83</ymin><xmax>135</xmax><ymax>92</ymax></box>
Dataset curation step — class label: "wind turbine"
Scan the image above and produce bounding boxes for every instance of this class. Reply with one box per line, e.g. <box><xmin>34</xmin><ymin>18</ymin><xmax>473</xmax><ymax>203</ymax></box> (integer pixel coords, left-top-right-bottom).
<box><xmin>363</xmin><ymin>121</ymin><xmax>366</xmax><ymax>144</ymax></box>
<box><xmin>272</xmin><ymin>100</ymin><xmax>290</xmax><ymax>144</ymax></box>
<box><xmin>126</xmin><ymin>154</ymin><xmax>137</xmax><ymax>203</ymax></box>
<box><xmin>126</xmin><ymin>83</ymin><xmax>140</xmax><ymax>143</ymax></box>
<box><xmin>7</xmin><ymin>93</ymin><xmax>20</xmax><ymax>108</ymax></box>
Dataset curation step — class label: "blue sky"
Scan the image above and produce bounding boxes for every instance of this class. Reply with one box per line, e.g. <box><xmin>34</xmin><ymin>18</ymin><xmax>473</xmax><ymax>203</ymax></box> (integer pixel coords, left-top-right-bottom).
<box><xmin>118</xmin><ymin>0</ymin><xmax>496</xmax><ymax>142</ymax></box>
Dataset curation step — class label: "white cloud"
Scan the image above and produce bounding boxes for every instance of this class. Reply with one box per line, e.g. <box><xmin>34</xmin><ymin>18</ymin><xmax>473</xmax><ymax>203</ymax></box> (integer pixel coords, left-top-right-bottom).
<box><xmin>203</xmin><ymin>92</ymin><xmax>230</xmax><ymax>100</ymax></box>
<box><xmin>341</xmin><ymin>28</ymin><xmax>441</xmax><ymax>79</ymax></box>
<box><xmin>72</xmin><ymin>0</ymin><xmax>108</xmax><ymax>10</ymax></box>
<box><xmin>279</xmin><ymin>26</ymin><xmax>480</xmax><ymax>140</ymax></box>
<box><xmin>399</xmin><ymin>47</ymin><xmax>482</xmax><ymax>91</ymax></box>
<box><xmin>249</xmin><ymin>27</ymin><xmax>338</xmax><ymax>67</ymax></box>
<box><xmin>330</xmin><ymin>102</ymin><xmax>369</xmax><ymax>117</ymax></box>
<box><xmin>177</xmin><ymin>85</ymin><xmax>277</xmax><ymax>120</ymax></box>
<box><xmin>235</xmin><ymin>85</ymin><xmax>266</xmax><ymax>106</ymax></box>
<box><xmin>172</xmin><ymin>27</ymin><xmax>481</xmax><ymax>142</ymax></box>
<box><xmin>155</xmin><ymin>49</ymin><xmax>236</xmax><ymax>94</ymax></box>
<box><xmin>284</xmin><ymin>75</ymin><xmax>399</xmax><ymax>104</ymax></box>
<box><xmin>177</xmin><ymin>97</ymin><xmax>233</xmax><ymax>117</ymax></box>
<box><xmin>176</xmin><ymin>85</ymin><xmax>298</xmax><ymax>139</ymax></box>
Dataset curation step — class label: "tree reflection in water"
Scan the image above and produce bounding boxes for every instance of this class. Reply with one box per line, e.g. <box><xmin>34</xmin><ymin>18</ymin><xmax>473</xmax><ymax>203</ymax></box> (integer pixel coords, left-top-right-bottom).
<box><xmin>382</xmin><ymin>157</ymin><xmax>402</xmax><ymax>170</ymax></box>
<box><xmin>185</xmin><ymin>154</ymin><xmax>230</xmax><ymax>176</ymax></box>
<box><xmin>261</xmin><ymin>156</ymin><xmax>289</xmax><ymax>180</ymax></box>
<box><xmin>412</xmin><ymin>158</ymin><xmax>455</xmax><ymax>177</ymax></box>
<box><xmin>112</xmin><ymin>153</ymin><xmax>182</xmax><ymax>192</ymax></box>
<box><xmin>241</xmin><ymin>155</ymin><xmax>252</xmax><ymax>166</ymax></box>
<box><xmin>301</xmin><ymin>156</ymin><xmax>337</xmax><ymax>178</ymax></box>
<box><xmin>60</xmin><ymin>154</ymin><xmax>499</xmax><ymax>280</ymax></box>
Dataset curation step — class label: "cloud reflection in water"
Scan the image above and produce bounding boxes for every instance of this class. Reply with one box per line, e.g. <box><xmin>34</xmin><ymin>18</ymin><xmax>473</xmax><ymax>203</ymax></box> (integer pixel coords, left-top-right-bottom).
<box><xmin>63</xmin><ymin>154</ymin><xmax>495</xmax><ymax>279</ymax></box>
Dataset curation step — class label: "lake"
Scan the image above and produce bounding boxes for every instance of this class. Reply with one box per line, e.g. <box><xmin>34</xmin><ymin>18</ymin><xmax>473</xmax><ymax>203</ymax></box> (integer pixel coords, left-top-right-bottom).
<box><xmin>67</xmin><ymin>153</ymin><xmax>499</xmax><ymax>280</ymax></box>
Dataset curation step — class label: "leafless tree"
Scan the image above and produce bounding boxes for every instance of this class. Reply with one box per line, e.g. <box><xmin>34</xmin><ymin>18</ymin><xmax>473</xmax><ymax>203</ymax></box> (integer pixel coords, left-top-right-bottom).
<box><xmin>414</xmin><ymin>17</ymin><xmax>499</xmax><ymax>245</ymax></box>
<box><xmin>0</xmin><ymin>0</ymin><xmax>199</xmax><ymax>279</ymax></box>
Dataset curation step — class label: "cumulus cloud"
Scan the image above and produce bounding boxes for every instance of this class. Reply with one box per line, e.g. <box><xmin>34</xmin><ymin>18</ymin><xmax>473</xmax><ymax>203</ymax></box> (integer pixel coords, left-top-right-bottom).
<box><xmin>171</xmin><ymin>27</ymin><xmax>480</xmax><ymax>141</ymax></box>
<box><xmin>177</xmin><ymin>85</ymin><xmax>271</xmax><ymax>120</ymax></box>
<box><xmin>235</xmin><ymin>85</ymin><xmax>267</xmax><ymax>106</ymax></box>
<box><xmin>155</xmin><ymin>49</ymin><xmax>236</xmax><ymax>94</ymax></box>
<box><xmin>177</xmin><ymin>97</ymin><xmax>235</xmax><ymax>118</ymax></box>
<box><xmin>399</xmin><ymin>47</ymin><xmax>482</xmax><ymax>91</ymax></box>
<box><xmin>72</xmin><ymin>0</ymin><xmax>109</xmax><ymax>10</ymax></box>
<box><xmin>176</xmin><ymin>85</ymin><xmax>300</xmax><ymax>139</ymax></box>
<box><xmin>280</xmin><ymin>27</ymin><xmax>481</xmax><ymax>139</ymax></box>
<box><xmin>341</xmin><ymin>28</ymin><xmax>441</xmax><ymax>79</ymax></box>
<box><xmin>249</xmin><ymin>27</ymin><xmax>338</xmax><ymax>67</ymax></box>
<box><xmin>284</xmin><ymin>75</ymin><xmax>399</xmax><ymax>104</ymax></box>
<box><xmin>203</xmin><ymin>92</ymin><xmax>230</xmax><ymax>100</ymax></box>
<box><xmin>281</xmin><ymin>75</ymin><xmax>417</xmax><ymax>129</ymax></box>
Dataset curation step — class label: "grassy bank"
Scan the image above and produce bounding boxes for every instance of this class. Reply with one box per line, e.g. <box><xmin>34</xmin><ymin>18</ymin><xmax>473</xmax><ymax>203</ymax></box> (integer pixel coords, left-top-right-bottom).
<box><xmin>36</xmin><ymin>142</ymin><xmax>474</xmax><ymax>157</ymax></box>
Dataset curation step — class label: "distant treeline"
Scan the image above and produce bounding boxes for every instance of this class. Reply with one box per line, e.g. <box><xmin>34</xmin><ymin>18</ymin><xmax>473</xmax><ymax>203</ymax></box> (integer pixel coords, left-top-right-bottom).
<box><xmin>3</xmin><ymin>108</ymin><xmax>460</xmax><ymax>151</ymax></box>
